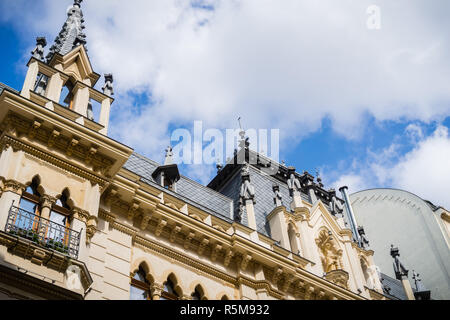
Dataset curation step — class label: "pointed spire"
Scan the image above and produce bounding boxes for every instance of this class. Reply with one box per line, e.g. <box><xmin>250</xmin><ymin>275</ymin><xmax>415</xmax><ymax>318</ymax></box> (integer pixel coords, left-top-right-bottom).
<box><xmin>46</xmin><ymin>0</ymin><xmax>88</xmax><ymax>62</ymax></box>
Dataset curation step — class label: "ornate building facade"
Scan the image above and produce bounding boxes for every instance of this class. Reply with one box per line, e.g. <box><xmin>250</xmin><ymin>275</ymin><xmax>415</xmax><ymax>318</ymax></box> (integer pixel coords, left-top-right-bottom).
<box><xmin>0</xmin><ymin>0</ymin><xmax>429</xmax><ymax>300</ymax></box>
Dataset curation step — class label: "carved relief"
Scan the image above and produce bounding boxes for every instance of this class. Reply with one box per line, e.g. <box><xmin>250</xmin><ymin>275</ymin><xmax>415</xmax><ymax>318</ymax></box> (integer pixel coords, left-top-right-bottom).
<box><xmin>315</xmin><ymin>229</ymin><xmax>344</xmax><ymax>274</ymax></box>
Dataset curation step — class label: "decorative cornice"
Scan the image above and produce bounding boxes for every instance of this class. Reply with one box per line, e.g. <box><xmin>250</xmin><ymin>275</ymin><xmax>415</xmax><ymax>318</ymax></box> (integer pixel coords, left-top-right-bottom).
<box><xmin>0</xmin><ymin>135</ymin><xmax>108</xmax><ymax>188</ymax></box>
<box><xmin>2</xmin><ymin>179</ymin><xmax>27</xmax><ymax>194</ymax></box>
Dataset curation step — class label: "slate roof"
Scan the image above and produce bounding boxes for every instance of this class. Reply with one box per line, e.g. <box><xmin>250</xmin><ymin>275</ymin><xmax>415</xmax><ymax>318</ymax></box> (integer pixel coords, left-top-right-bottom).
<box><xmin>0</xmin><ymin>83</ymin><xmax>18</xmax><ymax>95</ymax></box>
<box><xmin>123</xmin><ymin>153</ymin><xmax>234</xmax><ymax>222</ymax></box>
<box><xmin>379</xmin><ymin>272</ymin><xmax>415</xmax><ymax>300</ymax></box>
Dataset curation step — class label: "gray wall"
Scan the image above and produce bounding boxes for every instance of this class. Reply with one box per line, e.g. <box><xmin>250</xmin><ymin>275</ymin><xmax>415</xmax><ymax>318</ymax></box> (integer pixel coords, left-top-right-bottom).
<box><xmin>350</xmin><ymin>189</ymin><xmax>450</xmax><ymax>300</ymax></box>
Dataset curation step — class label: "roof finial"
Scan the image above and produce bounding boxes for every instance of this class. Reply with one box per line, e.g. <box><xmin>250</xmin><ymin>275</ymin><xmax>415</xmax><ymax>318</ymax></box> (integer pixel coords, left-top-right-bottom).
<box><xmin>390</xmin><ymin>244</ymin><xmax>409</xmax><ymax>280</ymax></box>
<box><xmin>216</xmin><ymin>160</ymin><xmax>223</xmax><ymax>173</ymax></box>
<box><xmin>46</xmin><ymin>0</ymin><xmax>87</xmax><ymax>61</ymax></box>
<box><xmin>164</xmin><ymin>146</ymin><xmax>174</xmax><ymax>165</ymax></box>
<box><xmin>412</xmin><ymin>271</ymin><xmax>426</xmax><ymax>292</ymax></box>
<box><xmin>102</xmin><ymin>74</ymin><xmax>114</xmax><ymax>96</ymax></box>
<box><xmin>31</xmin><ymin>37</ymin><xmax>47</xmax><ymax>60</ymax></box>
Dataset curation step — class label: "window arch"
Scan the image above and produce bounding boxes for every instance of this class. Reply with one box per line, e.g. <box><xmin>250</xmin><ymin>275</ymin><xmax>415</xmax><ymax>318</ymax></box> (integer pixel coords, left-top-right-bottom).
<box><xmin>161</xmin><ymin>274</ymin><xmax>181</xmax><ymax>300</ymax></box>
<box><xmin>17</xmin><ymin>176</ymin><xmax>42</xmax><ymax>230</ymax></box>
<box><xmin>191</xmin><ymin>285</ymin><xmax>207</xmax><ymax>300</ymax></box>
<box><xmin>48</xmin><ymin>189</ymin><xmax>73</xmax><ymax>244</ymax></box>
<box><xmin>130</xmin><ymin>265</ymin><xmax>152</xmax><ymax>300</ymax></box>
<box><xmin>220</xmin><ymin>295</ymin><xmax>229</xmax><ymax>300</ymax></box>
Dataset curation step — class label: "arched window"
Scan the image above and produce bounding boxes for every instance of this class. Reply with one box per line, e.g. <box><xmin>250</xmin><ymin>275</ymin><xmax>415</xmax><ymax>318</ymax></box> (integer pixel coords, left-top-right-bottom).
<box><xmin>130</xmin><ymin>266</ymin><xmax>152</xmax><ymax>300</ymax></box>
<box><xmin>191</xmin><ymin>285</ymin><xmax>207</xmax><ymax>300</ymax></box>
<box><xmin>16</xmin><ymin>176</ymin><xmax>42</xmax><ymax>230</ymax></box>
<box><xmin>51</xmin><ymin>189</ymin><xmax>71</xmax><ymax>225</ymax></box>
<box><xmin>161</xmin><ymin>275</ymin><xmax>180</xmax><ymax>300</ymax></box>
<box><xmin>221</xmin><ymin>295</ymin><xmax>229</xmax><ymax>300</ymax></box>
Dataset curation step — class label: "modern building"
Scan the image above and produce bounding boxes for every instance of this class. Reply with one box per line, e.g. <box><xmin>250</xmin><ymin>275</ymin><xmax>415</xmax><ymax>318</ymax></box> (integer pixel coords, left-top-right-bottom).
<box><xmin>0</xmin><ymin>0</ymin><xmax>434</xmax><ymax>300</ymax></box>
<box><xmin>350</xmin><ymin>188</ymin><xmax>450</xmax><ymax>300</ymax></box>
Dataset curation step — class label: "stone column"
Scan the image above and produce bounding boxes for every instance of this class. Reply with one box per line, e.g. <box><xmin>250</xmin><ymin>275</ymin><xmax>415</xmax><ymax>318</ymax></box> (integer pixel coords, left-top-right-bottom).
<box><xmin>306</xmin><ymin>184</ymin><xmax>317</xmax><ymax>204</ymax></box>
<box><xmin>0</xmin><ymin>145</ymin><xmax>14</xmax><ymax>178</ymax></box>
<box><xmin>0</xmin><ymin>181</ymin><xmax>24</xmax><ymax>230</ymax></box>
<box><xmin>291</xmin><ymin>191</ymin><xmax>303</xmax><ymax>210</ymax></box>
<box><xmin>294</xmin><ymin>207</ymin><xmax>314</xmax><ymax>266</ymax></box>
<box><xmin>150</xmin><ymin>284</ymin><xmax>163</xmax><ymax>300</ymax></box>
<box><xmin>21</xmin><ymin>60</ymin><xmax>39</xmax><ymax>99</ymax></box>
<box><xmin>267</xmin><ymin>207</ymin><xmax>290</xmax><ymax>250</ymax></box>
<box><xmin>72</xmin><ymin>207</ymin><xmax>89</xmax><ymax>263</ymax></box>
<box><xmin>39</xmin><ymin>195</ymin><xmax>55</xmax><ymax>220</ymax></box>
<box><xmin>245</xmin><ymin>199</ymin><xmax>257</xmax><ymax>230</ymax></box>
<box><xmin>401</xmin><ymin>279</ymin><xmax>416</xmax><ymax>300</ymax></box>
<box><xmin>46</xmin><ymin>73</ymin><xmax>64</xmax><ymax>103</ymax></box>
<box><xmin>38</xmin><ymin>195</ymin><xmax>55</xmax><ymax>239</ymax></box>
<box><xmin>99</xmin><ymin>98</ymin><xmax>112</xmax><ymax>135</ymax></box>
<box><xmin>72</xmin><ymin>86</ymin><xmax>90</xmax><ymax>117</ymax></box>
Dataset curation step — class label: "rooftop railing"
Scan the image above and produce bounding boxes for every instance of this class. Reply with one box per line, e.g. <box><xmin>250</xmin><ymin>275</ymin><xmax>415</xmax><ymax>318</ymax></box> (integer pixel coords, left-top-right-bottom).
<box><xmin>5</xmin><ymin>206</ymin><xmax>80</xmax><ymax>259</ymax></box>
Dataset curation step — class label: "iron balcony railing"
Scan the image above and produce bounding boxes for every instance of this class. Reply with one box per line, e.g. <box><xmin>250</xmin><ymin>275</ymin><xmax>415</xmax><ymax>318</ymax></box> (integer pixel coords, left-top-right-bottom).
<box><xmin>5</xmin><ymin>206</ymin><xmax>80</xmax><ymax>259</ymax></box>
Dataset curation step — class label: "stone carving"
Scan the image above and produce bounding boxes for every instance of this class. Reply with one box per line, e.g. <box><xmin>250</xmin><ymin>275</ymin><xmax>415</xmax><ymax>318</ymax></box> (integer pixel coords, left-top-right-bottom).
<box><xmin>164</xmin><ymin>146</ymin><xmax>173</xmax><ymax>165</ymax></box>
<box><xmin>211</xmin><ymin>244</ymin><xmax>222</xmax><ymax>262</ymax></box>
<box><xmin>390</xmin><ymin>245</ymin><xmax>408</xmax><ymax>280</ymax></box>
<box><xmin>155</xmin><ymin>219</ymin><xmax>167</xmax><ymax>237</ymax></box>
<box><xmin>357</xmin><ymin>226</ymin><xmax>370</xmax><ymax>249</ymax></box>
<box><xmin>86</xmin><ymin>102</ymin><xmax>94</xmax><ymax>121</ymax></box>
<box><xmin>170</xmin><ymin>226</ymin><xmax>181</xmax><ymax>243</ymax></box>
<box><xmin>272</xmin><ymin>184</ymin><xmax>283</xmax><ymax>207</ymax></box>
<box><xmin>287</xmin><ymin>167</ymin><xmax>301</xmax><ymax>196</ymax></box>
<box><xmin>31</xmin><ymin>37</ymin><xmax>47</xmax><ymax>60</ymax></box>
<box><xmin>325</xmin><ymin>270</ymin><xmax>349</xmax><ymax>289</ymax></box>
<box><xmin>34</xmin><ymin>75</ymin><xmax>48</xmax><ymax>95</ymax></box>
<box><xmin>316</xmin><ymin>230</ymin><xmax>343</xmax><ymax>274</ymax></box>
<box><xmin>329</xmin><ymin>189</ymin><xmax>344</xmax><ymax>217</ymax></box>
<box><xmin>240</xmin><ymin>165</ymin><xmax>255</xmax><ymax>203</ymax></box>
<box><xmin>412</xmin><ymin>271</ymin><xmax>427</xmax><ymax>292</ymax></box>
<box><xmin>224</xmin><ymin>249</ymin><xmax>234</xmax><ymax>267</ymax></box>
<box><xmin>240</xmin><ymin>253</ymin><xmax>252</xmax><ymax>271</ymax></box>
<box><xmin>102</xmin><ymin>74</ymin><xmax>114</xmax><ymax>96</ymax></box>
<box><xmin>236</xmin><ymin>164</ymin><xmax>255</xmax><ymax>222</ymax></box>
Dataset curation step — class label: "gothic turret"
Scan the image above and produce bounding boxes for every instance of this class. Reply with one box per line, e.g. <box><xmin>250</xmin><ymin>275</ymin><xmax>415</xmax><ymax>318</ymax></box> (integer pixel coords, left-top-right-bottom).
<box><xmin>46</xmin><ymin>0</ymin><xmax>87</xmax><ymax>62</ymax></box>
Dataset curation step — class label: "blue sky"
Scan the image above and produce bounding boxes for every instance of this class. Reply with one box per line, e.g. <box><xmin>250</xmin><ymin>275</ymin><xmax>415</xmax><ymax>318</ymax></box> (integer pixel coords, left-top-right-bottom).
<box><xmin>1</xmin><ymin>0</ymin><xmax>449</xmax><ymax>209</ymax></box>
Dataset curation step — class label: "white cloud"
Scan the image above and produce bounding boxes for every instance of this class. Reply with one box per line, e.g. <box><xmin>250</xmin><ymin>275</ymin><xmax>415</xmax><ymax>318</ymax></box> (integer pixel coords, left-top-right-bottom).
<box><xmin>331</xmin><ymin>125</ymin><xmax>450</xmax><ymax>209</ymax></box>
<box><xmin>2</xmin><ymin>0</ymin><xmax>450</xmax><ymax>186</ymax></box>
<box><xmin>391</xmin><ymin>126</ymin><xmax>450</xmax><ymax>208</ymax></box>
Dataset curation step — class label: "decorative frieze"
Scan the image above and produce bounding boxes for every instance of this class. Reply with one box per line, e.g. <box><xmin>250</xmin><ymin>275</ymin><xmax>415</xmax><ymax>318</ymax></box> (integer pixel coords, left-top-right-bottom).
<box><xmin>0</xmin><ymin>135</ymin><xmax>108</xmax><ymax>188</ymax></box>
<box><xmin>1</xmin><ymin>112</ymin><xmax>115</xmax><ymax>178</ymax></box>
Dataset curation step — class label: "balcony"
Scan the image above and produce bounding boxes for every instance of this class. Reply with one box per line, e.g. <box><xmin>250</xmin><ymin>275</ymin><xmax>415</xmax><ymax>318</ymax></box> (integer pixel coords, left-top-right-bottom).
<box><xmin>4</xmin><ymin>206</ymin><xmax>81</xmax><ymax>259</ymax></box>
